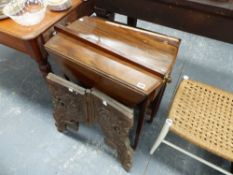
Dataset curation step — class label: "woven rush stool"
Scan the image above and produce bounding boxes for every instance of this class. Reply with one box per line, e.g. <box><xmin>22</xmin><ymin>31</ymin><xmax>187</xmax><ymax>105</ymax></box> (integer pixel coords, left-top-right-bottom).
<box><xmin>150</xmin><ymin>76</ymin><xmax>233</xmax><ymax>175</ymax></box>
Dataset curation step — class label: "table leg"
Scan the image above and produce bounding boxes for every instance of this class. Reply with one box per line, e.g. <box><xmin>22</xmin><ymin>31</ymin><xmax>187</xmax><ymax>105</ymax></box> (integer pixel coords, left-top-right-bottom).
<box><xmin>132</xmin><ymin>98</ymin><xmax>150</xmax><ymax>149</ymax></box>
<box><xmin>147</xmin><ymin>83</ymin><xmax>167</xmax><ymax>123</ymax></box>
<box><xmin>127</xmin><ymin>17</ymin><xmax>137</xmax><ymax>27</ymax></box>
<box><xmin>25</xmin><ymin>37</ymin><xmax>52</xmax><ymax>78</ymax></box>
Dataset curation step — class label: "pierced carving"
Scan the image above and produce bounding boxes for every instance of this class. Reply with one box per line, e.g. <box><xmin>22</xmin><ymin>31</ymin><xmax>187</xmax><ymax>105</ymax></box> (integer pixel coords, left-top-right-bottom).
<box><xmin>46</xmin><ymin>74</ymin><xmax>134</xmax><ymax>171</ymax></box>
<box><xmin>92</xmin><ymin>90</ymin><xmax>134</xmax><ymax>171</ymax></box>
<box><xmin>47</xmin><ymin>74</ymin><xmax>87</xmax><ymax>132</ymax></box>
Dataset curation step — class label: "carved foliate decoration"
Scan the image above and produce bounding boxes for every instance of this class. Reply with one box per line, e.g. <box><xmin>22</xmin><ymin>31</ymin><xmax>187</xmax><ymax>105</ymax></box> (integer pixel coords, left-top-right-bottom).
<box><xmin>92</xmin><ymin>90</ymin><xmax>134</xmax><ymax>171</ymax></box>
<box><xmin>46</xmin><ymin>73</ymin><xmax>134</xmax><ymax>171</ymax></box>
<box><xmin>47</xmin><ymin>74</ymin><xmax>87</xmax><ymax>132</ymax></box>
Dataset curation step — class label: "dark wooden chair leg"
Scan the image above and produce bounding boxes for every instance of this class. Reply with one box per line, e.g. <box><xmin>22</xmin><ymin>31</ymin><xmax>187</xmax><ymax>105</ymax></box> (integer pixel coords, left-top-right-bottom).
<box><xmin>132</xmin><ymin>98</ymin><xmax>150</xmax><ymax>149</ymax></box>
<box><xmin>127</xmin><ymin>17</ymin><xmax>137</xmax><ymax>27</ymax></box>
<box><xmin>94</xmin><ymin>7</ymin><xmax>115</xmax><ymax>21</ymax></box>
<box><xmin>147</xmin><ymin>83</ymin><xmax>167</xmax><ymax>123</ymax></box>
<box><xmin>107</xmin><ymin>12</ymin><xmax>115</xmax><ymax>21</ymax></box>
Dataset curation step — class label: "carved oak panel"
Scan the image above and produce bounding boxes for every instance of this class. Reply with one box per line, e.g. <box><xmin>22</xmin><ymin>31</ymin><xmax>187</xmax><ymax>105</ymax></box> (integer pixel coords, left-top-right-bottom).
<box><xmin>91</xmin><ymin>89</ymin><xmax>134</xmax><ymax>171</ymax></box>
<box><xmin>47</xmin><ymin>73</ymin><xmax>87</xmax><ymax>132</ymax></box>
<box><xmin>46</xmin><ymin>73</ymin><xmax>134</xmax><ymax>171</ymax></box>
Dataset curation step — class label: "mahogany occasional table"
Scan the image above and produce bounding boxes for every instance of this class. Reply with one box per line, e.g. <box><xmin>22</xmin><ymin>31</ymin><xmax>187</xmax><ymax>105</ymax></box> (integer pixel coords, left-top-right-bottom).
<box><xmin>0</xmin><ymin>0</ymin><xmax>93</xmax><ymax>77</ymax></box>
<box><xmin>45</xmin><ymin>16</ymin><xmax>180</xmax><ymax>149</ymax></box>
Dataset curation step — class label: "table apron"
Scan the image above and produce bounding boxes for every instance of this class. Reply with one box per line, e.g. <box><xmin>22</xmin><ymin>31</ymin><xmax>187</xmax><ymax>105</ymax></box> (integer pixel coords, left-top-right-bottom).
<box><xmin>0</xmin><ymin>33</ymin><xmax>28</xmax><ymax>53</ymax></box>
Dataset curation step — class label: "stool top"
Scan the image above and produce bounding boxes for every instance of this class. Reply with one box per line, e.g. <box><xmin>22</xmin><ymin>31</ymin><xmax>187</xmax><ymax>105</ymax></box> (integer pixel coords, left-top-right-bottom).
<box><xmin>169</xmin><ymin>79</ymin><xmax>233</xmax><ymax>161</ymax></box>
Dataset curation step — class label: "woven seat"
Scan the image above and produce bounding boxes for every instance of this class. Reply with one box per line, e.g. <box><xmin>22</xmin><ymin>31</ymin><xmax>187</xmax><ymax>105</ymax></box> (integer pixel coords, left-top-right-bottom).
<box><xmin>150</xmin><ymin>77</ymin><xmax>233</xmax><ymax>175</ymax></box>
<box><xmin>169</xmin><ymin>79</ymin><xmax>233</xmax><ymax>162</ymax></box>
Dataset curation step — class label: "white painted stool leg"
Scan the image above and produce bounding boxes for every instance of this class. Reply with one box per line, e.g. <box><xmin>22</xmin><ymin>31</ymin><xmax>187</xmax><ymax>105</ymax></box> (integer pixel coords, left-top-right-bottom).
<box><xmin>183</xmin><ymin>75</ymin><xmax>189</xmax><ymax>80</ymax></box>
<box><xmin>150</xmin><ymin>119</ymin><xmax>173</xmax><ymax>155</ymax></box>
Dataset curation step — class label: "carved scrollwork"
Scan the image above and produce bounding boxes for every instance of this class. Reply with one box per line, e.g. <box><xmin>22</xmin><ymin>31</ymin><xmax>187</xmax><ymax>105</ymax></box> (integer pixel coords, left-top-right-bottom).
<box><xmin>92</xmin><ymin>91</ymin><xmax>134</xmax><ymax>171</ymax></box>
<box><xmin>47</xmin><ymin>74</ymin><xmax>87</xmax><ymax>132</ymax></box>
<box><xmin>46</xmin><ymin>74</ymin><xmax>134</xmax><ymax>171</ymax></box>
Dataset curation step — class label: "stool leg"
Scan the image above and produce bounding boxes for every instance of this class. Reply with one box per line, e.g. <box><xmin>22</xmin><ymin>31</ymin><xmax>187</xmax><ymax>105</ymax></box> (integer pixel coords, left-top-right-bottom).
<box><xmin>231</xmin><ymin>162</ymin><xmax>233</xmax><ymax>173</ymax></box>
<box><xmin>148</xmin><ymin>84</ymin><xmax>167</xmax><ymax>123</ymax></box>
<box><xmin>132</xmin><ymin>98</ymin><xmax>150</xmax><ymax>149</ymax></box>
<box><xmin>127</xmin><ymin>17</ymin><xmax>137</xmax><ymax>27</ymax></box>
<box><xmin>150</xmin><ymin>119</ymin><xmax>173</xmax><ymax>155</ymax></box>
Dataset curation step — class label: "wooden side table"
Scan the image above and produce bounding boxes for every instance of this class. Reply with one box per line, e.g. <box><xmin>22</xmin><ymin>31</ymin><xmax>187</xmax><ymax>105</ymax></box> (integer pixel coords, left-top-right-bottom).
<box><xmin>45</xmin><ymin>16</ymin><xmax>181</xmax><ymax>149</ymax></box>
<box><xmin>0</xmin><ymin>0</ymin><xmax>93</xmax><ymax>77</ymax></box>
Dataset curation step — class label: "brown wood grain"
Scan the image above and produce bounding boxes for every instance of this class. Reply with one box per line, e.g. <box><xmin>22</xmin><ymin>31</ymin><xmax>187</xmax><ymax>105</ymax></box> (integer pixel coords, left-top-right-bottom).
<box><xmin>45</xmin><ymin>17</ymin><xmax>180</xmax><ymax>106</ymax></box>
<box><xmin>45</xmin><ymin>16</ymin><xmax>180</xmax><ymax>149</ymax></box>
<box><xmin>64</xmin><ymin>16</ymin><xmax>180</xmax><ymax>78</ymax></box>
<box><xmin>0</xmin><ymin>0</ymin><xmax>90</xmax><ymax>40</ymax></box>
<box><xmin>0</xmin><ymin>32</ymin><xmax>27</xmax><ymax>53</ymax></box>
<box><xmin>45</xmin><ymin>32</ymin><xmax>163</xmax><ymax>106</ymax></box>
<box><xmin>0</xmin><ymin>0</ymin><xmax>94</xmax><ymax>77</ymax></box>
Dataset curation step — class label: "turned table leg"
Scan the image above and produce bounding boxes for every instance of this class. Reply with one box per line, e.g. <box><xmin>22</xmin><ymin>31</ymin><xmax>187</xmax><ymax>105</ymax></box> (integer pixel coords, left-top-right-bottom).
<box><xmin>25</xmin><ymin>37</ymin><xmax>52</xmax><ymax>78</ymax></box>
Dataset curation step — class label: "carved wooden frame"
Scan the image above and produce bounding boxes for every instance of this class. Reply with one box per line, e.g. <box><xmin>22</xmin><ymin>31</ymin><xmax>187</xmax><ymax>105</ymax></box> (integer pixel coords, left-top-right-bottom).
<box><xmin>47</xmin><ymin>73</ymin><xmax>134</xmax><ymax>171</ymax></box>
